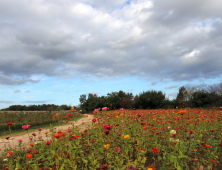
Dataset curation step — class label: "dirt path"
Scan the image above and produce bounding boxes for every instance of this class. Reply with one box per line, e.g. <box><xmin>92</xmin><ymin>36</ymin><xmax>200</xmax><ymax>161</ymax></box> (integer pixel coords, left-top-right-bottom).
<box><xmin>0</xmin><ymin>115</ymin><xmax>94</xmax><ymax>156</ymax></box>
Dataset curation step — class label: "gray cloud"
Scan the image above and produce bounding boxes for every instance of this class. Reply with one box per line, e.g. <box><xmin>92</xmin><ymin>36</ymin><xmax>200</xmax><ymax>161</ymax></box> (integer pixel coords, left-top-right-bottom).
<box><xmin>0</xmin><ymin>0</ymin><xmax>222</xmax><ymax>85</ymax></box>
<box><xmin>0</xmin><ymin>74</ymin><xmax>40</xmax><ymax>85</ymax></box>
<box><xmin>165</xmin><ymin>85</ymin><xmax>177</xmax><ymax>90</ymax></box>
<box><xmin>22</xmin><ymin>100</ymin><xmax>54</xmax><ymax>104</ymax></box>
<box><xmin>0</xmin><ymin>100</ymin><xmax>13</xmax><ymax>104</ymax></box>
<box><xmin>14</xmin><ymin>90</ymin><xmax>21</xmax><ymax>93</ymax></box>
<box><xmin>168</xmin><ymin>92</ymin><xmax>177</xmax><ymax>97</ymax></box>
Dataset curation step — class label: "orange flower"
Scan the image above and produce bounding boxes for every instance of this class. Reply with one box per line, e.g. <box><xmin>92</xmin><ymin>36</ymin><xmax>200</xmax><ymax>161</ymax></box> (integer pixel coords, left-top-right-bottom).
<box><xmin>177</xmin><ymin>110</ymin><xmax>186</xmax><ymax>115</ymax></box>
<box><xmin>30</xmin><ymin>143</ymin><xmax>34</xmax><ymax>147</ymax></box>
<box><xmin>53</xmin><ymin>134</ymin><xmax>61</xmax><ymax>138</ymax></box>
<box><xmin>26</xmin><ymin>154</ymin><xmax>32</xmax><ymax>159</ymax></box>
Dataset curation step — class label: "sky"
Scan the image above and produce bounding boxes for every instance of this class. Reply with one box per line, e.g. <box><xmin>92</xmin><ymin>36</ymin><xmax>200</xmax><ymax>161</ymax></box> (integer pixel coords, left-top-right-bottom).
<box><xmin>0</xmin><ymin>0</ymin><xmax>222</xmax><ymax>109</ymax></box>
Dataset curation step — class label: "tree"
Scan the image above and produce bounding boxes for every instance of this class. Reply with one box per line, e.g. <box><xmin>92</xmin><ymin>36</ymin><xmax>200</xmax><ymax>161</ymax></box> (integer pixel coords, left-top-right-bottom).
<box><xmin>138</xmin><ymin>90</ymin><xmax>166</xmax><ymax>109</ymax></box>
<box><xmin>120</xmin><ymin>98</ymin><xmax>133</xmax><ymax>109</ymax></box>
<box><xmin>175</xmin><ymin>86</ymin><xmax>188</xmax><ymax>107</ymax></box>
<box><xmin>107</xmin><ymin>90</ymin><xmax>134</xmax><ymax>109</ymax></box>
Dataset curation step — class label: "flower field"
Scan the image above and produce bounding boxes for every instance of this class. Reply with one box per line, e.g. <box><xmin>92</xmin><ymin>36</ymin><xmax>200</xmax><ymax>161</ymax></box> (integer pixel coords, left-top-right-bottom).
<box><xmin>1</xmin><ymin>108</ymin><xmax>222</xmax><ymax>170</ymax></box>
<box><xmin>0</xmin><ymin>111</ymin><xmax>80</xmax><ymax>133</ymax></box>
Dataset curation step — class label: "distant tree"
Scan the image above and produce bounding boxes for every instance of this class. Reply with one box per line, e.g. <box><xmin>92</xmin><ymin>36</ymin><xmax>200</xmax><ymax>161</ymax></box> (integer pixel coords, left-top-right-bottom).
<box><xmin>175</xmin><ymin>86</ymin><xmax>188</xmax><ymax>108</ymax></box>
<box><xmin>120</xmin><ymin>98</ymin><xmax>133</xmax><ymax>109</ymax></box>
<box><xmin>138</xmin><ymin>90</ymin><xmax>166</xmax><ymax>109</ymax></box>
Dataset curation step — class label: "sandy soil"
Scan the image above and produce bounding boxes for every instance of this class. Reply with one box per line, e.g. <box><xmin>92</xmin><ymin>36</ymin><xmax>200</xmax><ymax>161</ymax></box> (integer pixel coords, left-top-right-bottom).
<box><xmin>0</xmin><ymin>115</ymin><xmax>94</xmax><ymax>156</ymax></box>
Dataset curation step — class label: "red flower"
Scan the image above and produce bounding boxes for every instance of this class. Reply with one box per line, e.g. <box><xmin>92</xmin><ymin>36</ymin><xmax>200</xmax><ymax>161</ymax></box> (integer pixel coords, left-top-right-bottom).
<box><xmin>5</xmin><ymin>137</ymin><xmax>10</xmax><ymax>140</ymax></box>
<box><xmin>32</xmin><ymin>149</ymin><xmax>39</xmax><ymax>154</ymax></box>
<box><xmin>66</xmin><ymin>154</ymin><xmax>70</xmax><ymax>159</ymax></box>
<box><xmin>26</xmin><ymin>150</ymin><xmax>32</xmax><ymax>153</ymax></box>
<box><xmin>211</xmin><ymin>159</ymin><xmax>216</xmax><ymax>164</ymax></box>
<box><xmin>7</xmin><ymin>122</ymin><xmax>13</xmax><ymax>125</ymax></box>
<box><xmin>26</xmin><ymin>154</ymin><xmax>32</xmax><ymax>159</ymax></box>
<box><xmin>104</xmin><ymin>124</ymin><xmax>113</xmax><ymax>130</ymax></box>
<box><xmin>151</xmin><ymin>148</ymin><xmax>159</xmax><ymax>154</ymax></box>
<box><xmin>140</xmin><ymin>122</ymin><xmax>146</xmax><ymax>126</ymax></box>
<box><xmin>92</xmin><ymin>119</ymin><xmax>96</xmax><ymax>122</ymax></box>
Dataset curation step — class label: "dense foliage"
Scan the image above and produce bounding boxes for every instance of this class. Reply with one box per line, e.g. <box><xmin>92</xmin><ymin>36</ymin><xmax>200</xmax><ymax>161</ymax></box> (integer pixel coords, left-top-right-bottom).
<box><xmin>79</xmin><ymin>84</ymin><xmax>222</xmax><ymax>111</ymax></box>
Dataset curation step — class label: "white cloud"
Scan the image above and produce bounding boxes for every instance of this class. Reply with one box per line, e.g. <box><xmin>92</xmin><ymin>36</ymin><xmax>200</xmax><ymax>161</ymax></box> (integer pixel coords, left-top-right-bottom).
<box><xmin>89</xmin><ymin>91</ymin><xmax>100</xmax><ymax>94</ymax></box>
<box><xmin>0</xmin><ymin>0</ymin><xmax>222</xmax><ymax>85</ymax></box>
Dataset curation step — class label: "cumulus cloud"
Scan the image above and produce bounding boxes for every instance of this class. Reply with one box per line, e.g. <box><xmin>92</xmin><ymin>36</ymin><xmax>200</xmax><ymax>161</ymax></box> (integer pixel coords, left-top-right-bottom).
<box><xmin>165</xmin><ymin>85</ymin><xmax>177</xmax><ymax>90</ymax></box>
<box><xmin>169</xmin><ymin>92</ymin><xmax>177</xmax><ymax>97</ymax></box>
<box><xmin>89</xmin><ymin>91</ymin><xmax>100</xmax><ymax>94</ymax></box>
<box><xmin>0</xmin><ymin>0</ymin><xmax>222</xmax><ymax>85</ymax></box>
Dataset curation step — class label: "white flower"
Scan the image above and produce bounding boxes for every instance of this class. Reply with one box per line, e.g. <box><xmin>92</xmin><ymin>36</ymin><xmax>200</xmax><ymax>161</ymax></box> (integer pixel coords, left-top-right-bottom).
<box><xmin>3</xmin><ymin>158</ymin><xmax>8</xmax><ymax>162</ymax></box>
<box><xmin>170</xmin><ymin>130</ymin><xmax>176</xmax><ymax>134</ymax></box>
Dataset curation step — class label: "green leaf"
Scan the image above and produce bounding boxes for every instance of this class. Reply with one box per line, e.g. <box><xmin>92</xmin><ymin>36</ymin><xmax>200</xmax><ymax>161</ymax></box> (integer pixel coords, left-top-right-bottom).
<box><xmin>82</xmin><ymin>158</ymin><xmax>88</xmax><ymax>163</ymax></box>
<box><xmin>59</xmin><ymin>164</ymin><xmax>65</xmax><ymax>170</ymax></box>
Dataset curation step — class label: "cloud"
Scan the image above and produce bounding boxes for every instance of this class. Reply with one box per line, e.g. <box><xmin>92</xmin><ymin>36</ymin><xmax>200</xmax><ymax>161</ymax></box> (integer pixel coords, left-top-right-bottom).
<box><xmin>14</xmin><ymin>89</ymin><xmax>21</xmax><ymax>93</ymax></box>
<box><xmin>88</xmin><ymin>91</ymin><xmax>100</xmax><ymax>94</ymax></box>
<box><xmin>151</xmin><ymin>82</ymin><xmax>157</xmax><ymax>85</ymax></box>
<box><xmin>0</xmin><ymin>100</ymin><xmax>13</xmax><ymax>104</ymax></box>
<box><xmin>0</xmin><ymin>74</ymin><xmax>40</xmax><ymax>85</ymax></box>
<box><xmin>165</xmin><ymin>85</ymin><xmax>177</xmax><ymax>90</ymax></box>
<box><xmin>22</xmin><ymin>100</ymin><xmax>53</xmax><ymax>103</ymax></box>
<box><xmin>129</xmin><ymin>88</ymin><xmax>135</xmax><ymax>91</ymax></box>
<box><xmin>168</xmin><ymin>92</ymin><xmax>177</xmax><ymax>97</ymax></box>
<box><xmin>0</xmin><ymin>0</ymin><xmax>222</xmax><ymax>85</ymax></box>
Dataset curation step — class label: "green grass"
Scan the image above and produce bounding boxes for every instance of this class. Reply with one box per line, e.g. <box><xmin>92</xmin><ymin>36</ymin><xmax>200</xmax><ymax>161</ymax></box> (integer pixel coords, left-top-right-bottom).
<box><xmin>0</xmin><ymin>114</ymin><xmax>85</xmax><ymax>138</ymax></box>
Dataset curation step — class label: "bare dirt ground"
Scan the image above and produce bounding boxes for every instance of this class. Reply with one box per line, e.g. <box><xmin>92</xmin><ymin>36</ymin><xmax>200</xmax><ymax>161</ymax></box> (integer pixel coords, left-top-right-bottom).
<box><xmin>0</xmin><ymin>115</ymin><xmax>94</xmax><ymax>156</ymax></box>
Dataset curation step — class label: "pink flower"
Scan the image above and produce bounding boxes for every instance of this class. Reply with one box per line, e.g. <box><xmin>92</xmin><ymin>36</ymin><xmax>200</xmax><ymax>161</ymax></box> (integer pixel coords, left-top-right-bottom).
<box><xmin>46</xmin><ymin>141</ymin><xmax>51</xmax><ymax>145</ymax></box>
<box><xmin>137</xmin><ymin>112</ymin><xmax>142</xmax><ymax>117</ymax></box>
<box><xmin>94</xmin><ymin>109</ymin><xmax>99</xmax><ymax>113</ymax></box>
<box><xmin>144</xmin><ymin>126</ymin><xmax>148</xmax><ymax>130</ymax></box>
<box><xmin>114</xmin><ymin>147</ymin><xmax>120</xmax><ymax>152</ymax></box>
<box><xmin>39</xmin><ymin>127</ymin><xmax>42</xmax><ymax>131</ymax></box>
<box><xmin>120</xmin><ymin>108</ymin><xmax>124</xmax><ymax>111</ymax></box>
<box><xmin>22</xmin><ymin>125</ymin><xmax>30</xmax><ymax>130</ymax></box>
<box><xmin>102</xmin><ymin>107</ymin><xmax>108</xmax><ymax>111</ymax></box>
<box><xmin>18</xmin><ymin>139</ymin><xmax>23</xmax><ymax>142</ymax></box>
<box><xmin>117</xmin><ymin>133</ymin><xmax>121</xmax><ymax>136</ymax></box>
<box><xmin>104</xmin><ymin>124</ymin><xmax>113</xmax><ymax>130</ymax></box>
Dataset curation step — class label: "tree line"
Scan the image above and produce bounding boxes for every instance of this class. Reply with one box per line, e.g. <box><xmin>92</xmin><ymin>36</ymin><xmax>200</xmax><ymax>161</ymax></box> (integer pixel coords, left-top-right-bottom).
<box><xmin>79</xmin><ymin>83</ymin><xmax>222</xmax><ymax>111</ymax></box>
<box><xmin>1</xmin><ymin>104</ymin><xmax>72</xmax><ymax>111</ymax></box>
<box><xmin>2</xmin><ymin>83</ymin><xmax>222</xmax><ymax>111</ymax></box>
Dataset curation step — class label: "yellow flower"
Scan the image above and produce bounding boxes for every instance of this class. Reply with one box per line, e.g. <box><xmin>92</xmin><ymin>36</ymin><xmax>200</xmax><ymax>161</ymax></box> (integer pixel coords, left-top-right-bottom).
<box><xmin>104</xmin><ymin>144</ymin><xmax>110</xmax><ymax>149</ymax></box>
<box><xmin>147</xmin><ymin>168</ymin><xmax>154</xmax><ymax>170</ymax></box>
<box><xmin>124</xmin><ymin>135</ymin><xmax>130</xmax><ymax>138</ymax></box>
